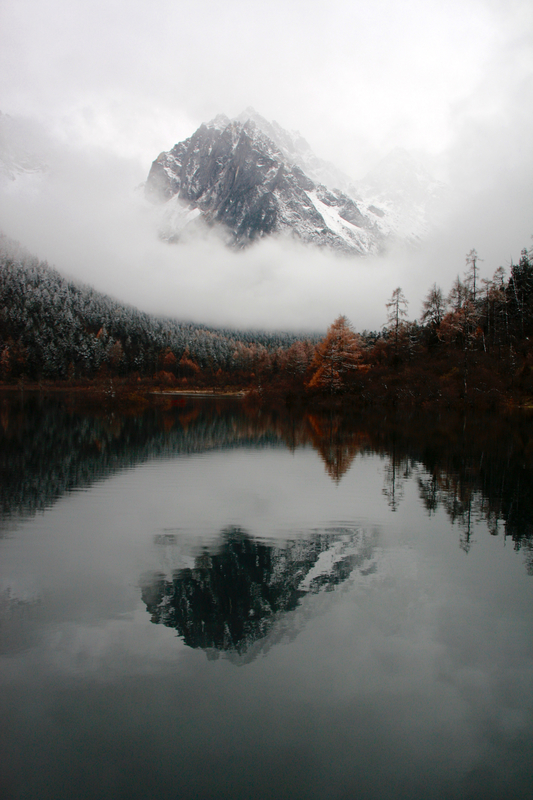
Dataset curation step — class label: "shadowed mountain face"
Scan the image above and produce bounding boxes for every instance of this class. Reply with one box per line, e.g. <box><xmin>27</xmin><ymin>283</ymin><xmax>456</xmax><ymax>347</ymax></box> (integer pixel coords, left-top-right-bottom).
<box><xmin>141</xmin><ymin>526</ymin><xmax>377</xmax><ymax>661</ymax></box>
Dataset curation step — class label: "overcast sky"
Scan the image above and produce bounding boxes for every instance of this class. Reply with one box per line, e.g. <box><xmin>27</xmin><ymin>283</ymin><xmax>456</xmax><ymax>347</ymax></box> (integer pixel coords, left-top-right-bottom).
<box><xmin>1</xmin><ymin>0</ymin><xmax>532</xmax><ymax>332</ymax></box>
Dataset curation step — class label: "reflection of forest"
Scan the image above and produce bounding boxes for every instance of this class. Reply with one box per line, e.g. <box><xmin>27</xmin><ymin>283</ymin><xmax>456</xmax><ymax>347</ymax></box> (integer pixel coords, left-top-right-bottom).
<box><xmin>141</xmin><ymin>526</ymin><xmax>377</xmax><ymax>660</ymax></box>
<box><xmin>0</xmin><ymin>394</ymin><xmax>283</xmax><ymax>520</ymax></box>
<box><xmin>1</xmin><ymin>394</ymin><xmax>532</xmax><ymax>567</ymax></box>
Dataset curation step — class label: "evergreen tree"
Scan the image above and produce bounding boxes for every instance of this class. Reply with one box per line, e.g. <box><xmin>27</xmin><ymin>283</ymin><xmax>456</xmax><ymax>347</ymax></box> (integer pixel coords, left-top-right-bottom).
<box><xmin>386</xmin><ymin>287</ymin><xmax>409</xmax><ymax>356</ymax></box>
<box><xmin>307</xmin><ymin>316</ymin><xmax>362</xmax><ymax>393</ymax></box>
<box><xmin>421</xmin><ymin>283</ymin><xmax>445</xmax><ymax>329</ymax></box>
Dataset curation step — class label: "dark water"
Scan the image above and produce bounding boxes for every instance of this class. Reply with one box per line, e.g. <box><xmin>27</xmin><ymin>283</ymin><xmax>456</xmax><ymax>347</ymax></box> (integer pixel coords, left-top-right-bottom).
<box><xmin>1</xmin><ymin>394</ymin><xmax>532</xmax><ymax>799</ymax></box>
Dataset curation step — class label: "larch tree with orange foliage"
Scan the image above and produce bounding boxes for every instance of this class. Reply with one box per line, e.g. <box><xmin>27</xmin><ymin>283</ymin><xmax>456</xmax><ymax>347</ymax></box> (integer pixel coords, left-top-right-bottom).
<box><xmin>307</xmin><ymin>315</ymin><xmax>363</xmax><ymax>393</ymax></box>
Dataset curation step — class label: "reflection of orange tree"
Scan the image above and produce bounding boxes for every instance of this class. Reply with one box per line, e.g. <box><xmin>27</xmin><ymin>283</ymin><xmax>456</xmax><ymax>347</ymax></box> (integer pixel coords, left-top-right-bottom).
<box><xmin>305</xmin><ymin>412</ymin><xmax>370</xmax><ymax>483</ymax></box>
<box><xmin>176</xmin><ymin>405</ymin><xmax>200</xmax><ymax>432</ymax></box>
<box><xmin>157</xmin><ymin>399</ymin><xmax>200</xmax><ymax>432</ymax></box>
<box><xmin>307</xmin><ymin>316</ymin><xmax>363</xmax><ymax>393</ymax></box>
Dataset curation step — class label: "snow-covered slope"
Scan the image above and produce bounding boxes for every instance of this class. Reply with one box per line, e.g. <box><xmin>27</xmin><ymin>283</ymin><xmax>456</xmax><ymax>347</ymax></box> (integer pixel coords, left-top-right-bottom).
<box><xmin>0</xmin><ymin>112</ymin><xmax>48</xmax><ymax>183</ymax></box>
<box><xmin>235</xmin><ymin>107</ymin><xmax>357</xmax><ymax>196</ymax></box>
<box><xmin>355</xmin><ymin>147</ymin><xmax>449</xmax><ymax>242</ymax></box>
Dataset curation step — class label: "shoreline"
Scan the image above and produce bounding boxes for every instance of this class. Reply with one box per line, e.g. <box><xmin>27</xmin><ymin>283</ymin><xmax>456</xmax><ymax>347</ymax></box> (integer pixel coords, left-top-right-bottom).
<box><xmin>150</xmin><ymin>390</ymin><xmax>245</xmax><ymax>398</ymax></box>
<box><xmin>0</xmin><ymin>381</ymin><xmax>530</xmax><ymax>413</ymax></box>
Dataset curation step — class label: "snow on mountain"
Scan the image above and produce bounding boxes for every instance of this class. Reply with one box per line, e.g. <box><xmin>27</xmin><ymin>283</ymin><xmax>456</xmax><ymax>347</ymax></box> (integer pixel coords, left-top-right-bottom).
<box><xmin>0</xmin><ymin>112</ymin><xmax>48</xmax><ymax>183</ymax></box>
<box><xmin>145</xmin><ymin>110</ymin><xmax>448</xmax><ymax>254</ymax></box>
<box><xmin>235</xmin><ymin>107</ymin><xmax>356</xmax><ymax>196</ymax></box>
<box><xmin>0</xmin><ymin>107</ymin><xmax>448</xmax><ymax>257</ymax></box>
<box><xmin>355</xmin><ymin>147</ymin><xmax>449</xmax><ymax>242</ymax></box>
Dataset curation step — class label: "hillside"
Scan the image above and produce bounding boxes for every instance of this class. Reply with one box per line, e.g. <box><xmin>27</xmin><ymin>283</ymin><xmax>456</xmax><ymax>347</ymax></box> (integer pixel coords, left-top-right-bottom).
<box><xmin>0</xmin><ymin>235</ymin><xmax>318</xmax><ymax>382</ymax></box>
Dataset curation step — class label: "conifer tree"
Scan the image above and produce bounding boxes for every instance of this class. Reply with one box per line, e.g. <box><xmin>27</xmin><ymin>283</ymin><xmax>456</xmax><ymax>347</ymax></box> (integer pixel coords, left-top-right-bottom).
<box><xmin>307</xmin><ymin>316</ymin><xmax>362</xmax><ymax>393</ymax></box>
<box><xmin>421</xmin><ymin>283</ymin><xmax>445</xmax><ymax>329</ymax></box>
<box><xmin>386</xmin><ymin>287</ymin><xmax>409</xmax><ymax>356</ymax></box>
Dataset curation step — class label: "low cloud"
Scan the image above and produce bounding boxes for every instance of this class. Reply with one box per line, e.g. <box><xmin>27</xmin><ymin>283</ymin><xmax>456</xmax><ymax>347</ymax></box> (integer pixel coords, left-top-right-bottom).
<box><xmin>0</xmin><ymin>110</ymin><xmax>532</xmax><ymax>335</ymax></box>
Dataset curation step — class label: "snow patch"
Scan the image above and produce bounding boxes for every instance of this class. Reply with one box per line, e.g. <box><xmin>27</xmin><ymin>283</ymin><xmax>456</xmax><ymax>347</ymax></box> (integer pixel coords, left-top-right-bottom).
<box><xmin>306</xmin><ymin>191</ymin><xmax>372</xmax><ymax>254</ymax></box>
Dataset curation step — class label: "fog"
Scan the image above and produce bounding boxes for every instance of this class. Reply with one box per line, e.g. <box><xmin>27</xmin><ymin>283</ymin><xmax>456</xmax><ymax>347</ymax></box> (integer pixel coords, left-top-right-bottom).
<box><xmin>0</xmin><ymin>0</ymin><xmax>532</xmax><ymax>332</ymax></box>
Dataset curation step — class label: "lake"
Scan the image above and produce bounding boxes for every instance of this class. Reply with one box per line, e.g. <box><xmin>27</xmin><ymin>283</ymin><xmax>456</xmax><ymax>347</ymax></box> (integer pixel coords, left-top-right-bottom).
<box><xmin>1</xmin><ymin>394</ymin><xmax>532</xmax><ymax>799</ymax></box>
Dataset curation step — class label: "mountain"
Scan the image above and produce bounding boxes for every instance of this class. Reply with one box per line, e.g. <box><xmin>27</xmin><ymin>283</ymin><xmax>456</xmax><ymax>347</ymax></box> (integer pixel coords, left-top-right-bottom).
<box><xmin>0</xmin><ymin>112</ymin><xmax>48</xmax><ymax>182</ymax></box>
<box><xmin>145</xmin><ymin>109</ymin><xmax>448</xmax><ymax>254</ymax></box>
<box><xmin>354</xmin><ymin>147</ymin><xmax>450</xmax><ymax>242</ymax></box>
<box><xmin>145</xmin><ymin>113</ymin><xmax>385</xmax><ymax>254</ymax></box>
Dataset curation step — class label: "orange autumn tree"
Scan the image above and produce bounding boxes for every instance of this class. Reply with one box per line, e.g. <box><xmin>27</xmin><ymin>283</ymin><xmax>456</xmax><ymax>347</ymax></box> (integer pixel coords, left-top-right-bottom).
<box><xmin>307</xmin><ymin>315</ymin><xmax>363</xmax><ymax>393</ymax></box>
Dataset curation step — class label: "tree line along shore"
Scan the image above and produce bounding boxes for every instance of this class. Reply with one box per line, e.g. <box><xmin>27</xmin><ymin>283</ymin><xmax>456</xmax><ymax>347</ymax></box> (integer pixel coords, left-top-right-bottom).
<box><xmin>1</xmin><ymin>235</ymin><xmax>533</xmax><ymax>410</ymax></box>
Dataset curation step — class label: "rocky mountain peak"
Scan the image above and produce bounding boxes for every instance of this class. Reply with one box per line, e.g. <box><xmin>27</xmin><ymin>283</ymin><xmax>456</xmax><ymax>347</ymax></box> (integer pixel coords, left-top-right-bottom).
<box><xmin>145</xmin><ymin>111</ymin><xmax>447</xmax><ymax>254</ymax></box>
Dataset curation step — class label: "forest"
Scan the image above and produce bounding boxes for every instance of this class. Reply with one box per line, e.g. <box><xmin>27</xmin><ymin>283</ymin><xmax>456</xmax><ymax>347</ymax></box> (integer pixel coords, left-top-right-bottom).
<box><xmin>0</xmin><ymin>234</ymin><xmax>318</xmax><ymax>387</ymax></box>
<box><xmin>1</xmin><ymin>233</ymin><xmax>533</xmax><ymax>408</ymax></box>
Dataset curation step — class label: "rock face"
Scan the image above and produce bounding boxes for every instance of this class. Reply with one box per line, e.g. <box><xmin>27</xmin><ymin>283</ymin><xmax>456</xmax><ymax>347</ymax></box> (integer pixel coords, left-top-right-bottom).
<box><xmin>145</xmin><ymin>109</ymin><xmax>447</xmax><ymax>254</ymax></box>
<box><xmin>233</xmin><ymin>107</ymin><xmax>357</xmax><ymax>196</ymax></box>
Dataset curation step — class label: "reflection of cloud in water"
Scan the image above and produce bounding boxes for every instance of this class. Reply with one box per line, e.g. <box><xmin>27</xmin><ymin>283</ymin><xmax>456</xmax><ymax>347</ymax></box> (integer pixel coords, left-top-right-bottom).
<box><xmin>0</xmin><ymin>582</ymin><xmax>41</xmax><ymax>620</ymax></box>
<box><xmin>141</xmin><ymin>525</ymin><xmax>379</xmax><ymax>663</ymax></box>
<box><xmin>0</xmin><ymin>581</ymin><xmax>42</xmax><ymax>656</ymax></box>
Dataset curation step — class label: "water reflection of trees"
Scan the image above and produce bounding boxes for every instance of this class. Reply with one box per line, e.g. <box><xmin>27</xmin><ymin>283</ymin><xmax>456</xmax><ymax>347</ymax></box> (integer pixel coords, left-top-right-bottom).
<box><xmin>141</xmin><ymin>526</ymin><xmax>377</xmax><ymax>661</ymax></box>
<box><xmin>418</xmin><ymin>470</ymin><xmax>488</xmax><ymax>552</ymax></box>
<box><xmin>407</xmin><ymin>415</ymin><xmax>533</xmax><ymax>559</ymax></box>
<box><xmin>305</xmin><ymin>413</ymin><xmax>370</xmax><ymax>482</ymax></box>
<box><xmin>1</xmin><ymin>394</ymin><xmax>532</xmax><ymax>568</ymax></box>
<box><xmin>0</xmin><ymin>395</ymin><xmax>283</xmax><ymax>522</ymax></box>
<box><xmin>308</xmin><ymin>410</ymin><xmax>533</xmax><ymax>567</ymax></box>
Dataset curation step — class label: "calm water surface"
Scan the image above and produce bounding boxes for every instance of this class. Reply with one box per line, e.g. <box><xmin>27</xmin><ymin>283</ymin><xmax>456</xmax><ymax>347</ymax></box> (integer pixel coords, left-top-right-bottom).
<box><xmin>1</xmin><ymin>395</ymin><xmax>532</xmax><ymax>799</ymax></box>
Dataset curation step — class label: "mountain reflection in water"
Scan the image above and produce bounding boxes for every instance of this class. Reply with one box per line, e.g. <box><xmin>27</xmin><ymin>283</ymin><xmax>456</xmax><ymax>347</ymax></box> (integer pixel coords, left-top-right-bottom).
<box><xmin>1</xmin><ymin>393</ymin><xmax>532</xmax><ymax>569</ymax></box>
<box><xmin>141</xmin><ymin>526</ymin><xmax>377</xmax><ymax>661</ymax></box>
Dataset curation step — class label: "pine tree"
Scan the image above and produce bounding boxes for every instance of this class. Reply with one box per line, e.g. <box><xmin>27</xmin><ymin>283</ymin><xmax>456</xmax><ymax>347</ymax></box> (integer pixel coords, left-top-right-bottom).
<box><xmin>421</xmin><ymin>283</ymin><xmax>445</xmax><ymax>329</ymax></box>
<box><xmin>307</xmin><ymin>316</ymin><xmax>362</xmax><ymax>393</ymax></box>
<box><xmin>386</xmin><ymin>287</ymin><xmax>409</xmax><ymax>357</ymax></box>
<box><xmin>465</xmin><ymin>249</ymin><xmax>482</xmax><ymax>302</ymax></box>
